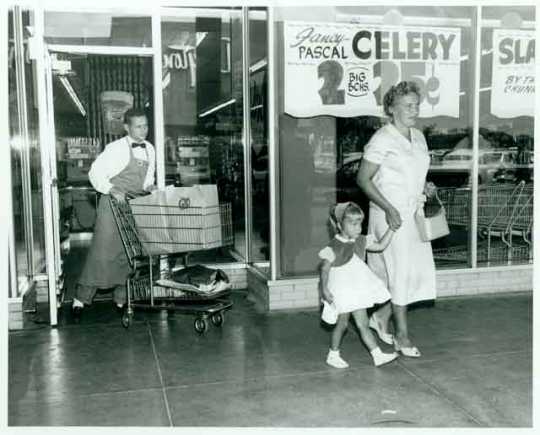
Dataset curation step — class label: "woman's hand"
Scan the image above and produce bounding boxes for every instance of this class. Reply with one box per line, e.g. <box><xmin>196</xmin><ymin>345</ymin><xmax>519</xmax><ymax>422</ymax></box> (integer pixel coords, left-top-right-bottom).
<box><xmin>424</xmin><ymin>181</ymin><xmax>437</xmax><ymax>198</ymax></box>
<box><xmin>145</xmin><ymin>184</ymin><xmax>158</xmax><ymax>193</ymax></box>
<box><xmin>385</xmin><ymin>206</ymin><xmax>402</xmax><ymax>231</ymax></box>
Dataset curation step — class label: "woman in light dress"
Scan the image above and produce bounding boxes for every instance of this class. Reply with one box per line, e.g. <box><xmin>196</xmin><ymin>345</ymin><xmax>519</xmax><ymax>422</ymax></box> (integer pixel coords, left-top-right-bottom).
<box><xmin>357</xmin><ymin>81</ymin><xmax>437</xmax><ymax>358</ymax></box>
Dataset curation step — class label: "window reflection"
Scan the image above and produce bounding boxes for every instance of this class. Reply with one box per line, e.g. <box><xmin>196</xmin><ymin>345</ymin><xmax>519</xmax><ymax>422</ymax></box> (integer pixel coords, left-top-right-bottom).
<box><xmin>44</xmin><ymin>12</ymin><xmax>152</xmax><ymax>47</ymax></box>
<box><xmin>475</xmin><ymin>6</ymin><xmax>534</xmax><ymax>267</ymax></box>
<box><xmin>162</xmin><ymin>10</ymin><xmax>246</xmax><ymax>263</ymax></box>
<box><xmin>277</xmin><ymin>6</ymin><xmax>476</xmax><ymax>277</ymax></box>
<box><xmin>249</xmin><ymin>8</ymin><xmax>269</xmax><ymax>263</ymax></box>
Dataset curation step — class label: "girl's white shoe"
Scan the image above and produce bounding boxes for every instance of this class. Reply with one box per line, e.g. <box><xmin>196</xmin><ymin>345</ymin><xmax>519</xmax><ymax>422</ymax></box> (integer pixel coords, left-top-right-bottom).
<box><xmin>326</xmin><ymin>349</ymin><xmax>349</xmax><ymax>369</ymax></box>
<box><xmin>370</xmin><ymin>347</ymin><xmax>398</xmax><ymax>367</ymax></box>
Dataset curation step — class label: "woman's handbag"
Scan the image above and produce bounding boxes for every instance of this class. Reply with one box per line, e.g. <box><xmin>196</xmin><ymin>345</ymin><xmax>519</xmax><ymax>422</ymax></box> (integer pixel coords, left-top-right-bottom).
<box><xmin>415</xmin><ymin>192</ymin><xmax>450</xmax><ymax>241</ymax></box>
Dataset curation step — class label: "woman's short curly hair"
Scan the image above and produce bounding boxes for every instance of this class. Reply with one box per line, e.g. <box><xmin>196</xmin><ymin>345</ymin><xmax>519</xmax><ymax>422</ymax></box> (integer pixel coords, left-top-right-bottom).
<box><xmin>383</xmin><ymin>81</ymin><xmax>421</xmax><ymax>118</ymax></box>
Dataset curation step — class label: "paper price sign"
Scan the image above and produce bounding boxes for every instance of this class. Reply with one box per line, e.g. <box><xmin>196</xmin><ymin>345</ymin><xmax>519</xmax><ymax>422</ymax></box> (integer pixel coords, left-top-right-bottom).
<box><xmin>284</xmin><ymin>22</ymin><xmax>461</xmax><ymax>118</ymax></box>
<box><xmin>491</xmin><ymin>29</ymin><xmax>535</xmax><ymax>118</ymax></box>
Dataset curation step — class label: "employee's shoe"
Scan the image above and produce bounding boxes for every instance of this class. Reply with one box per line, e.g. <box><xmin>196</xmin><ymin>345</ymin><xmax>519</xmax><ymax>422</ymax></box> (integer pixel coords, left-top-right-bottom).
<box><xmin>326</xmin><ymin>349</ymin><xmax>349</xmax><ymax>369</ymax></box>
<box><xmin>71</xmin><ymin>306</ymin><xmax>83</xmax><ymax>324</ymax></box>
<box><xmin>114</xmin><ymin>304</ymin><xmax>126</xmax><ymax>316</ymax></box>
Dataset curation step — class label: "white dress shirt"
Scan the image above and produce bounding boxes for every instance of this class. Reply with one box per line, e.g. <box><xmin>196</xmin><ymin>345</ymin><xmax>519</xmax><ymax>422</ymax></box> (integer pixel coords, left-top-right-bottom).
<box><xmin>88</xmin><ymin>136</ymin><xmax>156</xmax><ymax>194</ymax></box>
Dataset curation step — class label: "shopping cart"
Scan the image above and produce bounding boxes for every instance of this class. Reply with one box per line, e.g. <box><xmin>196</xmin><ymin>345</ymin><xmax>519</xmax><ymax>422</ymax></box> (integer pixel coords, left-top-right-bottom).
<box><xmin>437</xmin><ymin>187</ymin><xmax>471</xmax><ymax>227</ymax></box>
<box><xmin>109</xmin><ymin>196</ymin><xmax>234</xmax><ymax>333</ymax></box>
<box><xmin>488</xmin><ymin>182</ymin><xmax>533</xmax><ymax>264</ymax></box>
<box><xmin>509</xmin><ymin>185</ymin><xmax>533</xmax><ymax>262</ymax></box>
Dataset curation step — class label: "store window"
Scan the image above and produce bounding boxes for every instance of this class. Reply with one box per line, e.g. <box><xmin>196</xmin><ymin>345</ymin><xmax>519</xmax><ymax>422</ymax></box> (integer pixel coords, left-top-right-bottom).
<box><xmin>249</xmin><ymin>7</ymin><xmax>269</xmax><ymax>264</ymax></box>
<box><xmin>476</xmin><ymin>6</ymin><xmax>534</xmax><ymax>266</ymax></box>
<box><xmin>44</xmin><ymin>12</ymin><xmax>152</xmax><ymax>47</ymax></box>
<box><xmin>9</xmin><ymin>8</ymin><xmax>47</xmax><ymax>293</ymax></box>
<box><xmin>26</xmin><ymin>10</ymin><xmax>46</xmax><ymax>275</ymax></box>
<box><xmin>161</xmin><ymin>8</ymin><xmax>246</xmax><ymax>263</ymax></box>
<box><xmin>275</xmin><ymin>6</ymin><xmax>476</xmax><ymax>278</ymax></box>
<box><xmin>8</xmin><ymin>8</ymin><xmax>28</xmax><ymax>285</ymax></box>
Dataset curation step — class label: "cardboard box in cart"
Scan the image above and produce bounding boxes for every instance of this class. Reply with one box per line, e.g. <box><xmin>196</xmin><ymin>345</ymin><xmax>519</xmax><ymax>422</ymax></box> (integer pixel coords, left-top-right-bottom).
<box><xmin>129</xmin><ymin>185</ymin><xmax>222</xmax><ymax>255</ymax></box>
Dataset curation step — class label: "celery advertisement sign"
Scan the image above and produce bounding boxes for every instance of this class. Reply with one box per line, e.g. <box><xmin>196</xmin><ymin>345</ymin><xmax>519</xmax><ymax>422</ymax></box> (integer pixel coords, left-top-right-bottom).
<box><xmin>284</xmin><ymin>22</ymin><xmax>461</xmax><ymax>118</ymax></box>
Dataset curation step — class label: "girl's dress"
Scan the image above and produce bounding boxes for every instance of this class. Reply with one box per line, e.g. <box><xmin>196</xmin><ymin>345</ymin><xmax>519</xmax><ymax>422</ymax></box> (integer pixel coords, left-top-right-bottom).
<box><xmin>319</xmin><ymin>234</ymin><xmax>391</xmax><ymax>314</ymax></box>
<box><xmin>363</xmin><ymin>123</ymin><xmax>436</xmax><ymax>306</ymax></box>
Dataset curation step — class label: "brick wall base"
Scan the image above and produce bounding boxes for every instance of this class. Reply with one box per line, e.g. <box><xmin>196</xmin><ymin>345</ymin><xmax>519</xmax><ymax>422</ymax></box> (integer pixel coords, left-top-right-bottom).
<box><xmin>224</xmin><ymin>266</ymin><xmax>247</xmax><ymax>290</ymax></box>
<box><xmin>247</xmin><ymin>268</ymin><xmax>269</xmax><ymax>312</ymax></box>
<box><xmin>248</xmin><ymin>266</ymin><xmax>533</xmax><ymax>312</ymax></box>
<box><xmin>9</xmin><ymin>298</ymin><xmax>24</xmax><ymax>330</ymax></box>
<box><xmin>36</xmin><ymin>279</ymin><xmax>49</xmax><ymax>303</ymax></box>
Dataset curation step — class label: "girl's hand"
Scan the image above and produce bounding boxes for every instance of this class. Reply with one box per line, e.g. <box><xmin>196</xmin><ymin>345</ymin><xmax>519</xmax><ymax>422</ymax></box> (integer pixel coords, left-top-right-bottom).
<box><xmin>385</xmin><ymin>206</ymin><xmax>402</xmax><ymax>231</ymax></box>
<box><xmin>424</xmin><ymin>181</ymin><xmax>437</xmax><ymax>198</ymax></box>
<box><xmin>322</xmin><ymin>289</ymin><xmax>334</xmax><ymax>304</ymax></box>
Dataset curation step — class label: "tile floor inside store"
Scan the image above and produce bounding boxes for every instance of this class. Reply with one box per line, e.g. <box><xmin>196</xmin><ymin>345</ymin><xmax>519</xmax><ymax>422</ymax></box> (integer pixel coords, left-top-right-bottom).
<box><xmin>8</xmin><ymin>291</ymin><xmax>532</xmax><ymax>427</ymax></box>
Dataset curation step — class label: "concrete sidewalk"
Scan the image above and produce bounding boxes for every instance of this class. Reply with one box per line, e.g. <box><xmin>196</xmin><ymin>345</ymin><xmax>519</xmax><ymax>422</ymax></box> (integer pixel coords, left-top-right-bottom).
<box><xmin>8</xmin><ymin>291</ymin><xmax>532</xmax><ymax>427</ymax></box>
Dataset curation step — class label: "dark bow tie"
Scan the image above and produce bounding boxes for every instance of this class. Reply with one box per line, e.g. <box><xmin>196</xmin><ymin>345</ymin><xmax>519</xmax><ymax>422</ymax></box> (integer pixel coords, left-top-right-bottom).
<box><xmin>132</xmin><ymin>142</ymin><xmax>146</xmax><ymax>149</ymax></box>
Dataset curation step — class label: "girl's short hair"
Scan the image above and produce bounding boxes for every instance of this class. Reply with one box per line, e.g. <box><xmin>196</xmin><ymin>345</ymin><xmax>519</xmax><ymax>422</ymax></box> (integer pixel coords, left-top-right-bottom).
<box><xmin>383</xmin><ymin>81</ymin><xmax>421</xmax><ymax>118</ymax></box>
<box><xmin>329</xmin><ymin>201</ymin><xmax>364</xmax><ymax>232</ymax></box>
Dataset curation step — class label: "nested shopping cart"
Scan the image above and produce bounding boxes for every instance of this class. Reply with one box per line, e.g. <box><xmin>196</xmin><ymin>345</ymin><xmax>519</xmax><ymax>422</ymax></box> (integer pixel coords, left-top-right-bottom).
<box><xmin>109</xmin><ymin>195</ymin><xmax>233</xmax><ymax>333</ymax></box>
<box><xmin>435</xmin><ymin>181</ymin><xmax>533</xmax><ymax>265</ymax></box>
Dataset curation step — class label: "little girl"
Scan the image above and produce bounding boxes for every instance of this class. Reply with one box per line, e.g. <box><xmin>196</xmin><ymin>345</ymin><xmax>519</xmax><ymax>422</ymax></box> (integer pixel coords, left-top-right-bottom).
<box><xmin>319</xmin><ymin>201</ymin><xmax>398</xmax><ymax>368</ymax></box>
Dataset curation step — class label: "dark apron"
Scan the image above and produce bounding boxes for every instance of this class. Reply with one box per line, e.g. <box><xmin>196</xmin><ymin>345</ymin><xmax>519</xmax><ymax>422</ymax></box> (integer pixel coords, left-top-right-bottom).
<box><xmin>78</xmin><ymin>141</ymin><xmax>149</xmax><ymax>289</ymax></box>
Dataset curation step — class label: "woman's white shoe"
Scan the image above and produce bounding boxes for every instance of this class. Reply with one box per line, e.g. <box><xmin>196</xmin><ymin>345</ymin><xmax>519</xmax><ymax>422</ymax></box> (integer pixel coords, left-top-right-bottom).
<box><xmin>394</xmin><ymin>341</ymin><xmax>421</xmax><ymax>358</ymax></box>
<box><xmin>368</xmin><ymin>316</ymin><xmax>394</xmax><ymax>345</ymax></box>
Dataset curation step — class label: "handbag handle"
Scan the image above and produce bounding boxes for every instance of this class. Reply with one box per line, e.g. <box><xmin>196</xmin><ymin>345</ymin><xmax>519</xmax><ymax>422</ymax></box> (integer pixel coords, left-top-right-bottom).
<box><xmin>417</xmin><ymin>189</ymin><xmax>445</xmax><ymax>214</ymax></box>
<box><xmin>431</xmin><ymin>190</ymin><xmax>444</xmax><ymax>209</ymax></box>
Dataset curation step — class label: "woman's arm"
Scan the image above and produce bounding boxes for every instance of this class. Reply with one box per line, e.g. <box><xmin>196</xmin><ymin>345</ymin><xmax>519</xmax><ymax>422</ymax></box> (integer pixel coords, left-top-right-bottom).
<box><xmin>357</xmin><ymin>159</ymin><xmax>402</xmax><ymax>230</ymax></box>
<box><xmin>366</xmin><ymin>228</ymin><xmax>394</xmax><ymax>253</ymax></box>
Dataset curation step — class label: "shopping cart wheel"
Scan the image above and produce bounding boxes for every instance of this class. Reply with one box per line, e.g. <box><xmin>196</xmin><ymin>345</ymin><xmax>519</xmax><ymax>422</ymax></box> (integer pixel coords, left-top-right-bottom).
<box><xmin>211</xmin><ymin>312</ymin><xmax>224</xmax><ymax>327</ymax></box>
<box><xmin>194</xmin><ymin>317</ymin><xmax>208</xmax><ymax>334</ymax></box>
<box><xmin>121</xmin><ymin>312</ymin><xmax>131</xmax><ymax>329</ymax></box>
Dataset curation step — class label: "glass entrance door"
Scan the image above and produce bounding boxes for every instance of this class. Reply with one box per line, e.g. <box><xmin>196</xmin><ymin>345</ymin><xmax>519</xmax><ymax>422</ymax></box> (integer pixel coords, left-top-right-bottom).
<box><xmin>248</xmin><ymin>8</ymin><xmax>269</xmax><ymax>267</ymax></box>
<box><xmin>46</xmin><ymin>49</ymin><xmax>154</xmax><ymax>311</ymax></box>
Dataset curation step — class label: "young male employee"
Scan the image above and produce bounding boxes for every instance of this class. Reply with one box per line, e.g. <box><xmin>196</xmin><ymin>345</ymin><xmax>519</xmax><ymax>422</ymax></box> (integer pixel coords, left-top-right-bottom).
<box><xmin>71</xmin><ymin>108</ymin><xmax>156</xmax><ymax>322</ymax></box>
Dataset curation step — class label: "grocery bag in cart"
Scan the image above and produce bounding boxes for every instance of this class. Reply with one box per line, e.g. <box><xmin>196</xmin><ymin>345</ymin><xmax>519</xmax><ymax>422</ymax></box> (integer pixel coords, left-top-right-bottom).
<box><xmin>129</xmin><ymin>185</ymin><xmax>222</xmax><ymax>255</ymax></box>
<box><xmin>155</xmin><ymin>264</ymin><xmax>231</xmax><ymax>296</ymax></box>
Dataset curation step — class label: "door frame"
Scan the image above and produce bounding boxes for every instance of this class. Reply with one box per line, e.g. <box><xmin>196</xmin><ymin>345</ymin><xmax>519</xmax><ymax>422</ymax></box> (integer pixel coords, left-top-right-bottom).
<box><xmin>34</xmin><ymin>11</ymin><xmax>160</xmax><ymax>326</ymax></box>
<box><xmin>44</xmin><ymin>48</ymin><xmax>157</xmax><ymax>326</ymax></box>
